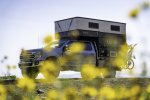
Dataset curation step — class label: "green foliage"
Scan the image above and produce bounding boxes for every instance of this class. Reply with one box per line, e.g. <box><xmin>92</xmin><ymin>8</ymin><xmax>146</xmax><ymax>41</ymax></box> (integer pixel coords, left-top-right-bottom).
<box><xmin>0</xmin><ymin>75</ymin><xmax>16</xmax><ymax>80</ymax></box>
<box><xmin>1</xmin><ymin>78</ymin><xmax>150</xmax><ymax>100</ymax></box>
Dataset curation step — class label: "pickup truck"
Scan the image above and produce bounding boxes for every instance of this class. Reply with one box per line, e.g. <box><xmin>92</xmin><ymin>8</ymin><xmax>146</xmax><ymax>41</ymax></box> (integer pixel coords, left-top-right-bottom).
<box><xmin>19</xmin><ymin>17</ymin><xmax>127</xmax><ymax>79</ymax></box>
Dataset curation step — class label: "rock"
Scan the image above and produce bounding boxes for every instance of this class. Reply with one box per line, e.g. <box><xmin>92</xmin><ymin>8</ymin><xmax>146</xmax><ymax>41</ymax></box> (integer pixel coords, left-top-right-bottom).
<box><xmin>36</xmin><ymin>89</ymin><xmax>44</xmax><ymax>94</ymax></box>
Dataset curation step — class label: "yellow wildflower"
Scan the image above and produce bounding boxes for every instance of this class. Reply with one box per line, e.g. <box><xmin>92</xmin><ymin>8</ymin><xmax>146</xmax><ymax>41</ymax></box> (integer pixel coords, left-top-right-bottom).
<box><xmin>63</xmin><ymin>87</ymin><xmax>78</xmax><ymax>100</ymax></box>
<box><xmin>113</xmin><ymin>44</ymin><xmax>128</xmax><ymax>68</ymax></box>
<box><xmin>43</xmin><ymin>44</ymin><xmax>53</xmax><ymax>52</ymax></box>
<box><xmin>81</xmin><ymin>64</ymin><xmax>97</xmax><ymax>80</ymax></box>
<box><xmin>116</xmin><ymin>86</ymin><xmax>130</xmax><ymax>99</ymax></box>
<box><xmin>17</xmin><ymin>76</ymin><xmax>36</xmax><ymax>92</ymax></box>
<box><xmin>33</xmin><ymin>96</ymin><xmax>41</xmax><ymax>100</ymax></box>
<box><xmin>42</xmin><ymin>35</ymin><xmax>54</xmax><ymax>52</ymax></box>
<box><xmin>141</xmin><ymin>2</ymin><xmax>150</xmax><ymax>10</ymax></box>
<box><xmin>43</xmin><ymin>35</ymin><xmax>53</xmax><ymax>44</ymax></box>
<box><xmin>97</xmin><ymin>68</ymin><xmax>108</xmax><ymax>78</ymax></box>
<box><xmin>12</xmin><ymin>65</ymin><xmax>16</xmax><ymax>69</ymax></box>
<box><xmin>58</xmin><ymin>56</ymin><xmax>67</xmax><ymax>66</ymax></box>
<box><xmin>81</xmin><ymin>86</ymin><xmax>97</xmax><ymax>97</ymax></box>
<box><xmin>22</xmin><ymin>96</ymin><xmax>29</xmax><ymax>100</ymax></box>
<box><xmin>129</xmin><ymin>8</ymin><xmax>140</xmax><ymax>18</ymax></box>
<box><xmin>146</xmin><ymin>84</ymin><xmax>150</xmax><ymax>93</ymax></box>
<box><xmin>55</xmin><ymin>32</ymin><xmax>60</xmax><ymax>40</ymax></box>
<box><xmin>7</xmin><ymin>65</ymin><xmax>11</xmax><ymax>69</ymax></box>
<box><xmin>6</xmin><ymin>65</ymin><xmax>16</xmax><ymax>69</ymax></box>
<box><xmin>40</xmin><ymin>60</ymin><xmax>60</xmax><ymax>82</ymax></box>
<box><xmin>68</xmin><ymin>42</ymin><xmax>85</xmax><ymax>54</ymax></box>
<box><xmin>99</xmin><ymin>86</ymin><xmax>116</xmax><ymax>99</ymax></box>
<box><xmin>46</xmin><ymin>90</ymin><xmax>60</xmax><ymax>100</ymax></box>
<box><xmin>130</xmin><ymin>85</ymin><xmax>140</xmax><ymax>96</ymax></box>
<box><xmin>0</xmin><ymin>85</ymin><xmax>6</xmax><ymax>100</ymax></box>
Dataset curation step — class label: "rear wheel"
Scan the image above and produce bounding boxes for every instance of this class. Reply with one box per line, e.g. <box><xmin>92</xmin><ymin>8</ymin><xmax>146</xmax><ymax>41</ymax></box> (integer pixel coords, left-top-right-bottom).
<box><xmin>105</xmin><ymin>69</ymin><xmax>116</xmax><ymax>78</ymax></box>
<box><xmin>21</xmin><ymin>67</ymin><xmax>39</xmax><ymax>79</ymax></box>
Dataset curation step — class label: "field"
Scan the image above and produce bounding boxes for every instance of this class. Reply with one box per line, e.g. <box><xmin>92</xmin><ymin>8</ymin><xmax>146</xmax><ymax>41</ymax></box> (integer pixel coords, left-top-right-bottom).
<box><xmin>1</xmin><ymin>78</ymin><xmax>150</xmax><ymax>100</ymax></box>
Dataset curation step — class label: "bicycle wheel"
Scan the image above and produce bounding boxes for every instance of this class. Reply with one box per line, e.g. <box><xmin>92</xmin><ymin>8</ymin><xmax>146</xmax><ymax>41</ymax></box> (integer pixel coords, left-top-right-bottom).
<box><xmin>127</xmin><ymin>59</ymin><xmax>134</xmax><ymax>69</ymax></box>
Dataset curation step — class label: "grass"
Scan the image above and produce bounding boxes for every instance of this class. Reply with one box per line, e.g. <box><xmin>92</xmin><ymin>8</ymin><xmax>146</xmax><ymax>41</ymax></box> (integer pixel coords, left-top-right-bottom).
<box><xmin>0</xmin><ymin>75</ymin><xmax>16</xmax><ymax>80</ymax></box>
<box><xmin>1</xmin><ymin>78</ymin><xmax>150</xmax><ymax>100</ymax></box>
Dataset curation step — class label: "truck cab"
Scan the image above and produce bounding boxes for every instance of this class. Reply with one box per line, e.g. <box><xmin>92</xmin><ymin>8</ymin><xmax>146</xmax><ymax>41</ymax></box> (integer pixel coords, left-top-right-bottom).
<box><xmin>62</xmin><ymin>40</ymin><xmax>96</xmax><ymax>69</ymax></box>
<box><xmin>19</xmin><ymin>17</ymin><xmax>126</xmax><ymax>79</ymax></box>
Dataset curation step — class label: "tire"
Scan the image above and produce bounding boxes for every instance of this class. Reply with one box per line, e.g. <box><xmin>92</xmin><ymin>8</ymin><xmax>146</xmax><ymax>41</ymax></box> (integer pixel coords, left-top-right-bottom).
<box><xmin>41</xmin><ymin>58</ymin><xmax>60</xmax><ymax>80</ymax></box>
<box><xmin>105</xmin><ymin>70</ymin><xmax>116</xmax><ymax>78</ymax></box>
<box><xmin>21</xmin><ymin>67</ymin><xmax>39</xmax><ymax>79</ymax></box>
<box><xmin>102</xmin><ymin>59</ymin><xmax>116</xmax><ymax>78</ymax></box>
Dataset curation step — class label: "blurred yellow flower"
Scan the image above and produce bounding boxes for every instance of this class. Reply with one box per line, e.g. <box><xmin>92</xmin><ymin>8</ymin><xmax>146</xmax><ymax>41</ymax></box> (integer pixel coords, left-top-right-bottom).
<box><xmin>33</xmin><ymin>96</ymin><xmax>41</xmax><ymax>100</ymax></box>
<box><xmin>68</xmin><ymin>42</ymin><xmax>85</xmax><ymax>54</ymax></box>
<box><xmin>43</xmin><ymin>35</ymin><xmax>53</xmax><ymax>44</ymax></box>
<box><xmin>46</xmin><ymin>90</ymin><xmax>60</xmax><ymax>100</ymax></box>
<box><xmin>0</xmin><ymin>85</ymin><xmax>6</xmax><ymax>100</ymax></box>
<box><xmin>12</xmin><ymin>65</ymin><xmax>16</xmax><ymax>69</ymax></box>
<box><xmin>114</xmin><ymin>58</ymin><xmax>125</xmax><ymax>68</ymax></box>
<box><xmin>113</xmin><ymin>44</ymin><xmax>128</xmax><ymax>68</ymax></box>
<box><xmin>81</xmin><ymin>86</ymin><xmax>97</xmax><ymax>97</ymax></box>
<box><xmin>99</xmin><ymin>86</ymin><xmax>116</xmax><ymax>99</ymax></box>
<box><xmin>81</xmin><ymin>64</ymin><xmax>97</xmax><ymax>80</ymax></box>
<box><xmin>55</xmin><ymin>32</ymin><xmax>60</xmax><ymax>40</ymax></box>
<box><xmin>130</xmin><ymin>85</ymin><xmax>140</xmax><ymax>96</ymax></box>
<box><xmin>17</xmin><ymin>76</ymin><xmax>36</xmax><ymax>92</ymax></box>
<box><xmin>43</xmin><ymin>44</ymin><xmax>53</xmax><ymax>52</ymax></box>
<box><xmin>63</xmin><ymin>87</ymin><xmax>78</xmax><ymax>100</ymax></box>
<box><xmin>129</xmin><ymin>8</ymin><xmax>140</xmax><ymax>18</ymax></box>
<box><xmin>116</xmin><ymin>86</ymin><xmax>130</xmax><ymax>99</ymax></box>
<box><xmin>22</xmin><ymin>96</ymin><xmax>29</xmax><ymax>100</ymax></box>
<box><xmin>40</xmin><ymin>60</ymin><xmax>60</xmax><ymax>82</ymax></box>
<box><xmin>146</xmin><ymin>84</ymin><xmax>150</xmax><ymax>93</ymax></box>
<box><xmin>141</xmin><ymin>2</ymin><xmax>150</xmax><ymax>10</ymax></box>
<box><xmin>97</xmin><ymin>68</ymin><xmax>108</xmax><ymax>78</ymax></box>
<box><xmin>6</xmin><ymin>65</ymin><xmax>16</xmax><ymax>69</ymax></box>
<box><xmin>59</xmin><ymin>56</ymin><xmax>67</xmax><ymax>66</ymax></box>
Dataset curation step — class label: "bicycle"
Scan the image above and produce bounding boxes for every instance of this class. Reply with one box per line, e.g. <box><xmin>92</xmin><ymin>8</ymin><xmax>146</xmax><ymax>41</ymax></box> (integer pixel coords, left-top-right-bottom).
<box><xmin>122</xmin><ymin>44</ymin><xmax>137</xmax><ymax>69</ymax></box>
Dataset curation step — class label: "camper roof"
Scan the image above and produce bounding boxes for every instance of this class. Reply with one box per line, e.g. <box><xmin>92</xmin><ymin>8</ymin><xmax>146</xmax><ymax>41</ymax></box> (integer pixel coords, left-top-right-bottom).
<box><xmin>55</xmin><ymin>17</ymin><xmax>126</xmax><ymax>35</ymax></box>
<box><xmin>55</xmin><ymin>17</ymin><xmax>125</xmax><ymax>24</ymax></box>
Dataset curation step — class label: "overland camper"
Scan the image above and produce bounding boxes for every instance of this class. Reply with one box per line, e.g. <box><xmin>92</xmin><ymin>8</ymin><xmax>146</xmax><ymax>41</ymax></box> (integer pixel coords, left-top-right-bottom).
<box><xmin>19</xmin><ymin>17</ymin><xmax>127</xmax><ymax>78</ymax></box>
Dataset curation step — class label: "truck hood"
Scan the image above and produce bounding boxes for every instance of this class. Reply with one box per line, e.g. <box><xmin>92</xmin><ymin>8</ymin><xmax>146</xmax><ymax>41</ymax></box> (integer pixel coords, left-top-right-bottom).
<box><xmin>42</xmin><ymin>47</ymin><xmax>60</xmax><ymax>59</ymax></box>
<box><xmin>27</xmin><ymin>48</ymin><xmax>42</xmax><ymax>53</ymax></box>
<box><xmin>23</xmin><ymin>47</ymin><xmax>61</xmax><ymax>61</ymax></box>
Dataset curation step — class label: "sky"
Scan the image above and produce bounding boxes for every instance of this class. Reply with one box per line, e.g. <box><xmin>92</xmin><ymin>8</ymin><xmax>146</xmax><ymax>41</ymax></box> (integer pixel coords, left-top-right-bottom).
<box><xmin>0</xmin><ymin>0</ymin><xmax>150</xmax><ymax>77</ymax></box>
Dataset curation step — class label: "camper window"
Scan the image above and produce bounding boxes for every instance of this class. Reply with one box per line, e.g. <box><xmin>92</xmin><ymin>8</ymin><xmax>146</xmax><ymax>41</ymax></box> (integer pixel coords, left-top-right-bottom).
<box><xmin>89</xmin><ymin>22</ymin><xmax>99</xmax><ymax>29</ymax></box>
<box><xmin>111</xmin><ymin>25</ymin><xmax>120</xmax><ymax>31</ymax></box>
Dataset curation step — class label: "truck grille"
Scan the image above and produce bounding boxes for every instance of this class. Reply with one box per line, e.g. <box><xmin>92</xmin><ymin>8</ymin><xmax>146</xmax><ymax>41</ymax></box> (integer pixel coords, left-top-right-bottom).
<box><xmin>19</xmin><ymin>52</ymin><xmax>36</xmax><ymax>66</ymax></box>
<box><xmin>20</xmin><ymin>54</ymin><xmax>35</xmax><ymax>61</ymax></box>
<box><xmin>19</xmin><ymin>62</ymin><xmax>33</xmax><ymax>66</ymax></box>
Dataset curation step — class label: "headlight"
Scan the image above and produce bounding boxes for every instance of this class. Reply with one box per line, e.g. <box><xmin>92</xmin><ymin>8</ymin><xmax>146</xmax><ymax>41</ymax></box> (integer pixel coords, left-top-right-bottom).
<box><xmin>35</xmin><ymin>52</ymin><xmax>42</xmax><ymax>59</ymax></box>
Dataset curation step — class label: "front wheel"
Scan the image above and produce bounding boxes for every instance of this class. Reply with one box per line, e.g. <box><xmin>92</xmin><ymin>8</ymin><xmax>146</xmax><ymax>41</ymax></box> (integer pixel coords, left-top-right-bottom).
<box><xmin>40</xmin><ymin>58</ymin><xmax>60</xmax><ymax>81</ymax></box>
<box><xmin>21</xmin><ymin>67</ymin><xmax>39</xmax><ymax>79</ymax></box>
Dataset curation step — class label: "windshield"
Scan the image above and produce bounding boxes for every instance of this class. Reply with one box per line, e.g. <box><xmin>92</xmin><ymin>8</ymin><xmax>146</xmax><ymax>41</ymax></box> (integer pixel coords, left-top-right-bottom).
<box><xmin>45</xmin><ymin>40</ymin><xmax>67</xmax><ymax>48</ymax></box>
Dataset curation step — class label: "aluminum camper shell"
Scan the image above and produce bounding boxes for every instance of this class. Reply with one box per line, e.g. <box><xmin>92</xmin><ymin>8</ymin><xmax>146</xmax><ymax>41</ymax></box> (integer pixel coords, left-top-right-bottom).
<box><xmin>55</xmin><ymin>17</ymin><xmax>126</xmax><ymax>58</ymax></box>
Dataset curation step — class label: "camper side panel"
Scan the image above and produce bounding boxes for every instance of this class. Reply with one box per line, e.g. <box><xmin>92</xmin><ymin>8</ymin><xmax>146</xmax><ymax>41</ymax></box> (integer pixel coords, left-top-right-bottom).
<box><xmin>75</xmin><ymin>18</ymin><xmax>126</xmax><ymax>35</ymax></box>
<box><xmin>55</xmin><ymin>18</ymin><xmax>77</xmax><ymax>33</ymax></box>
